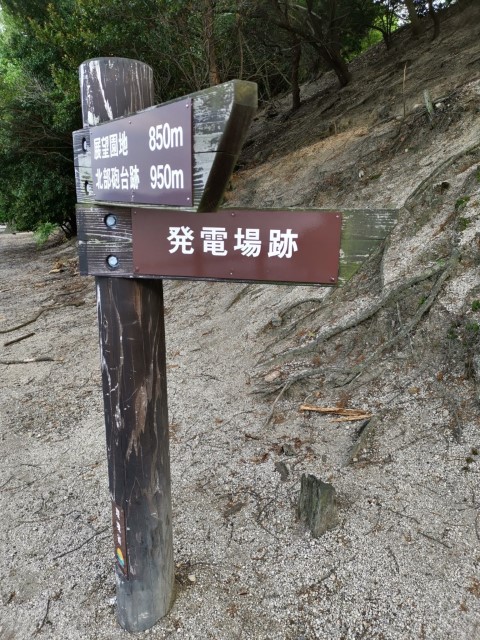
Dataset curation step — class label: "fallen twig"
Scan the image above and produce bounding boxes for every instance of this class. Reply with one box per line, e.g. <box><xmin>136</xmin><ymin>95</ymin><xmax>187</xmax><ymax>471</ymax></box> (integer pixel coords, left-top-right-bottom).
<box><xmin>0</xmin><ymin>357</ymin><xmax>55</xmax><ymax>365</ymax></box>
<box><xmin>300</xmin><ymin>404</ymin><xmax>372</xmax><ymax>421</ymax></box>
<box><xmin>417</xmin><ymin>530</ymin><xmax>452</xmax><ymax>549</ymax></box>
<box><xmin>4</xmin><ymin>332</ymin><xmax>35</xmax><ymax>347</ymax></box>
<box><xmin>263</xmin><ymin>380</ymin><xmax>292</xmax><ymax>427</ymax></box>
<box><xmin>0</xmin><ymin>308</ymin><xmax>50</xmax><ymax>334</ymax></box>
<box><xmin>53</xmin><ymin>527</ymin><xmax>109</xmax><ymax>560</ymax></box>
<box><xmin>34</xmin><ymin>597</ymin><xmax>51</xmax><ymax>635</ymax></box>
<box><xmin>387</xmin><ymin>545</ymin><xmax>400</xmax><ymax>574</ymax></box>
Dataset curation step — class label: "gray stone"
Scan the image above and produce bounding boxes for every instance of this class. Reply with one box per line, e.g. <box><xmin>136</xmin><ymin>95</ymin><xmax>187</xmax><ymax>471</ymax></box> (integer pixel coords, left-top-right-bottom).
<box><xmin>297</xmin><ymin>474</ymin><xmax>338</xmax><ymax>537</ymax></box>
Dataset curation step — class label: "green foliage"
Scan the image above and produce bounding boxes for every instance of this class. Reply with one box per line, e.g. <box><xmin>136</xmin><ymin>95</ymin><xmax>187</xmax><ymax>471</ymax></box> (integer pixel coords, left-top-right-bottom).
<box><xmin>455</xmin><ymin>196</ymin><xmax>470</xmax><ymax>210</ymax></box>
<box><xmin>465</xmin><ymin>321</ymin><xmax>480</xmax><ymax>334</ymax></box>
<box><xmin>0</xmin><ymin>0</ymin><xmax>452</xmax><ymax>234</ymax></box>
<box><xmin>472</xmin><ymin>300</ymin><xmax>480</xmax><ymax>312</ymax></box>
<box><xmin>0</xmin><ymin>0</ymin><xmax>79</xmax><ymax>235</ymax></box>
<box><xmin>456</xmin><ymin>217</ymin><xmax>471</xmax><ymax>232</ymax></box>
<box><xmin>34</xmin><ymin>222</ymin><xmax>59</xmax><ymax>245</ymax></box>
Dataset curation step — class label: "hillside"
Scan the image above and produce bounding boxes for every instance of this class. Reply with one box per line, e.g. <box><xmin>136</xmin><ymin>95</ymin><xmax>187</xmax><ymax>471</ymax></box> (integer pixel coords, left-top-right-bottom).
<box><xmin>1</xmin><ymin>3</ymin><xmax>480</xmax><ymax>639</ymax></box>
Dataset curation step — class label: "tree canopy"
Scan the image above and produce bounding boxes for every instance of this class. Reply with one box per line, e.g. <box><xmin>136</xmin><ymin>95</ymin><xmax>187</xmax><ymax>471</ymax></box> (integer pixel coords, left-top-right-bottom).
<box><xmin>0</xmin><ymin>0</ymin><xmax>460</xmax><ymax>233</ymax></box>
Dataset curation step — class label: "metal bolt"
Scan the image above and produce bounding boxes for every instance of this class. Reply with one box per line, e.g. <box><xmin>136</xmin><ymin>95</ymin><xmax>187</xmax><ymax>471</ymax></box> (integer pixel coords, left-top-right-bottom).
<box><xmin>105</xmin><ymin>214</ymin><xmax>117</xmax><ymax>229</ymax></box>
<box><xmin>82</xmin><ymin>138</ymin><xmax>88</xmax><ymax>153</ymax></box>
<box><xmin>107</xmin><ymin>255</ymin><xmax>119</xmax><ymax>269</ymax></box>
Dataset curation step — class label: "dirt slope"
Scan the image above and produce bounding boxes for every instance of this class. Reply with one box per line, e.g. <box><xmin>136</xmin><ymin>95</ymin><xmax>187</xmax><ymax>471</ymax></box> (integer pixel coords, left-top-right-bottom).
<box><xmin>1</xmin><ymin>3</ymin><xmax>480</xmax><ymax>639</ymax></box>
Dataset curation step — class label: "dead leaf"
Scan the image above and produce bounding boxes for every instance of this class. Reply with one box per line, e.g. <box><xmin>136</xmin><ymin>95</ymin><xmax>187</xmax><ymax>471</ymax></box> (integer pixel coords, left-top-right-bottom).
<box><xmin>49</xmin><ymin>260</ymin><xmax>65</xmax><ymax>274</ymax></box>
<box><xmin>468</xmin><ymin>577</ymin><xmax>480</xmax><ymax>598</ymax></box>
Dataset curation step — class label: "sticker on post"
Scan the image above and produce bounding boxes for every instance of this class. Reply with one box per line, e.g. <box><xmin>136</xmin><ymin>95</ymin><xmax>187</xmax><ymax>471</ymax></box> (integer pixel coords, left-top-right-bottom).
<box><xmin>112</xmin><ymin>502</ymin><xmax>128</xmax><ymax>577</ymax></box>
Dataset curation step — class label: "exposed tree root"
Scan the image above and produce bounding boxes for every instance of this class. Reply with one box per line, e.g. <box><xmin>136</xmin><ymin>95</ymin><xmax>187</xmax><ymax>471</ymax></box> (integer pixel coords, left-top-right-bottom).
<box><xmin>224</xmin><ymin>284</ymin><xmax>254</xmax><ymax>311</ymax></box>
<box><xmin>259</xmin><ymin>258</ymin><xmax>451</xmax><ymax>369</ymax></box>
<box><xmin>401</xmin><ymin>141</ymin><xmax>480</xmax><ymax>213</ymax></box>
<box><xmin>334</xmin><ymin>250</ymin><xmax>459</xmax><ymax>386</ymax></box>
<box><xmin>0</xmin><ymin>301</ymin><xmax>85</xmax><ymax>335</ymax></box>
<box><xmin>259</xmin><ymin>249</ymin><xmax>459</xmax><ymax>416</ymax></box>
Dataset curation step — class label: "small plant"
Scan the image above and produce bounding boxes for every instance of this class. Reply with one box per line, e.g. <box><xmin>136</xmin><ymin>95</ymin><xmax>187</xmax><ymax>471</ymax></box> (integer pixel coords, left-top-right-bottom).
<box><xmin>455</xmin><ymin>196</ymin><xmax>470</xmax><ymax>211</ymax></box>
<box><xmin>447</xmin><ymin>325</ymin><xmax>458</xmax><ymax>340</ymax></box>
<box><xmin>34</xmin><ymin>222</ymin><xmax>58</xmax><ymax>246</ymax></box>
<box><xmin>457</xmin><ymin>217</ymin><xmax>471</xmax><ymax>232</ymax></box>
<box><xmin>471</xmin><ymin>300</ymin><xmax>480</xmax><ymax>312</ymax></box>
<box><xmin>465</xmin><ymin>321</ymin><xmax>480</xmax><ymax>334</ymax></box>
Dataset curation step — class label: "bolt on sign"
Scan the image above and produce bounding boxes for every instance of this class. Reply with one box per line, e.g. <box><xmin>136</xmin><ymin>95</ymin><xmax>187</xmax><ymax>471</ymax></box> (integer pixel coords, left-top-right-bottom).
<box><xmin>73</xmin><ymin>57</ymin><xmax>398</xmax><ymax>634</ymax></box>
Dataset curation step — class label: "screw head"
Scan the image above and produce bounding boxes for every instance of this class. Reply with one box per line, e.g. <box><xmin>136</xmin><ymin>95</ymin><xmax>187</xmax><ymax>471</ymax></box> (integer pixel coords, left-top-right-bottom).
<box><xmin>105</xmin><ymin>214</ymin><xmax>118</xmax><ymax>229</ymax></box>
<box><xmin>107</xmin><ymin>255</ymin><xmax>119</xmax><ymax>269</ymax></box>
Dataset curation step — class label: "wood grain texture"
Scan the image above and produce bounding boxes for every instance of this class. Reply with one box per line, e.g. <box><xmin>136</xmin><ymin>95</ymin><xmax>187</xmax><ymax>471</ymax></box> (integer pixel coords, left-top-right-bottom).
<box><xmin>80</xmin><ymin>58</ymin><xmax>155</xmax><ymax>127</ymax></box>
<box><xmin>76</xmin><ymin>205</ymin><xmax>133</xmax><ymax>276</ymax></box>
<box><xmin>97</xmin><ymin>278</ymin><xmax>174</xmax><ymax>630</ymax></box>
<box><xmin>339</xmin><ymin>208</ymin><xmax>398</xmax><ymax>283</ymax></box>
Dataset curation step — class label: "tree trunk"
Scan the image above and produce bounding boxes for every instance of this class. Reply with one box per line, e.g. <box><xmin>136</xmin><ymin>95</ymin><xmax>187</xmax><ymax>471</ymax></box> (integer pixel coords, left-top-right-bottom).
<box><xmin>204</xmin><ymin>0</ymin><xmax>221</xmax><ymax>86</ymax></box>
<box><xmin>427</xmin><ymin>0</ymin><xmax>440</xmax><ymax>40</ymax></box>
<box><xmin>320</xmin><ymin>44</ymin><xmax>352</xmax><ymax>87</ymax></box>
<box><xmin>404</xmin><ymin>0</ymin><xmax>425</xmax><ymax>37</ymax></box>
<box><xmin>291</xmin><ymin>39</ymin><xmax>302</xmax><ymax>111</ymax></box>
<box><xmin>236</xmin><ymin>2</ymin><xmax>244</xmax><ymax>79</ymax></box>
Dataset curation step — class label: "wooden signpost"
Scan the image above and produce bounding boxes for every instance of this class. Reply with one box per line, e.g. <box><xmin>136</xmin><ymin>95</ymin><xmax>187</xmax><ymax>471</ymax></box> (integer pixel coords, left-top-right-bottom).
<box><xmin>73</xmin><ymin>57</ymin><xmax>398</xmax><ymax>633</ymax></box>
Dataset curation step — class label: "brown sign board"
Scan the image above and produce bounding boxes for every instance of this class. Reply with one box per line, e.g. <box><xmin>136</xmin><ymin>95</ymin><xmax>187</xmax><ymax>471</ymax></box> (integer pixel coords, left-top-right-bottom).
<box><xmin>131</xmin><ymin>208</ymin><xmax>342</xmax><ymax>284</ymax></box>
<box><xmin>90</xmin><ymin>99</ymin><xmax>193</xmax><ymax>206</ymax></box>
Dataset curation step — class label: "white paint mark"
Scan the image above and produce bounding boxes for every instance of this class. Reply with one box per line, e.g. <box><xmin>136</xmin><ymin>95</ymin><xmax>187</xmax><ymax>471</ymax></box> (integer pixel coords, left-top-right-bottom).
<box><xmin>88</xmin><ymin>60</ymin><xmax>113</xmax><ymax>124</ymax></box>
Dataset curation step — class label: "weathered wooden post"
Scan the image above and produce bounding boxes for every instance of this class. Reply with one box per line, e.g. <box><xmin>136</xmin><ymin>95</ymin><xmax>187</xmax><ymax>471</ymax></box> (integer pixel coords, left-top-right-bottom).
<box><xmin>74</xmin><ymin>57</ymin><xmax>259</xmax><ymax>632</ymax></box>
<box><xmin>79</xmin><ymin>58</ymin><xmax>173</xmax><ymax>632</ymax></box>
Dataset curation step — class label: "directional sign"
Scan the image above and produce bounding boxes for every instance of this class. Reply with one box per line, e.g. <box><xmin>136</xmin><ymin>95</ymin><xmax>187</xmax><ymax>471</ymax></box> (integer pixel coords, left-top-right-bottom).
<box><xmin>74</xmin><ymin>57</ymin><xmax>399</xmax><ymax>635</ymax></box>
<box><xmin>131</xmin><ymin>208</ymin><xmax>342</xmax><ymax>284</ymax></box>
<box><xmin>90</xmin><ymin>99</ymin><xmax>193</xmax><ymax>206</ymax></box>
